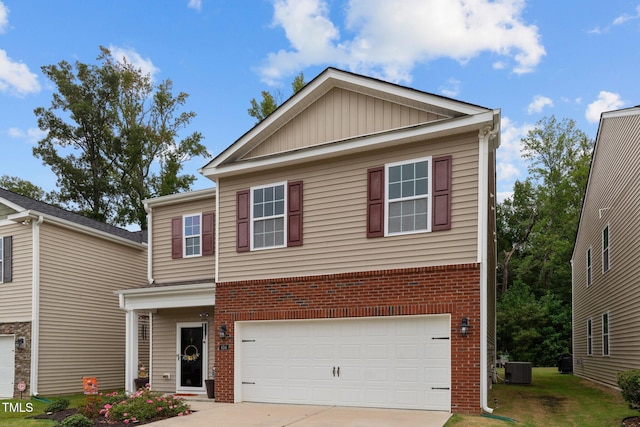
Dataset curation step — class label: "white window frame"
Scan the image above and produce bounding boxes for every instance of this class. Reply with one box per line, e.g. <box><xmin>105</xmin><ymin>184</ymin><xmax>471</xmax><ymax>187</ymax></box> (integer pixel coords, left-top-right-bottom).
<box><xmin>602</xmin><ymin>312</ymin><xmax>610</xmax><ymax>356</ymax></box>
<box><xmin>250</xmin><ymin>182</ymin><xmax>287</xmax><ymax>251</ymax></box>
<box><xmin>0</xmin><ymin>236</ymin><xmax>3</xmax><ymax>284</ymax></box>
<box><xmin>586</xmin><ymin>318</ymin><xmax>592</xmax><ymax>356</ymax></box>
<box><xmin>602</xmin><ymin>225</ymin><xmax>610</xmax><ymax>273</ymax></box>
<box><xmin>384</xmin><ymin>156</ymin><xmax>432</xmax><ymax>236</ymax></box>
<box><xmin>586</xmin><ymin>247</ymin><xmax>592</xmax><ymax>287</ymax></box>
<box><xmin>183</xmin><ymin>213</ymin><xmax>202</xmax><ymax>258</ymax></box>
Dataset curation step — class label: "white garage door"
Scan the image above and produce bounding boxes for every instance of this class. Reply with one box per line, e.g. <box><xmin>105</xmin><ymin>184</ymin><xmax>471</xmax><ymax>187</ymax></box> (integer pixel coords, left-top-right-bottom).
<box><xmin>0</xmin><ymin>335</ymin><xmax>15</xmax><ymax>398</ymax></box>
<box><xmin>238</xmin><ymin>315</ymin><xmax>450</xmax><ymax>411</ymax></box>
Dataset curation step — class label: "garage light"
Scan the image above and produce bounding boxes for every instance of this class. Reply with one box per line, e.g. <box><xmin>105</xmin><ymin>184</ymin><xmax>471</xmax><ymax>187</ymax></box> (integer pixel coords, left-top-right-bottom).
<box><xmin>460</xmin><ymin>318</ymin><xmax>469</xmax><ymax>337</ymax></box>
<box><xmin>219</xmin><ymin>324</ymin><xmax>229</xmax><ymax>339</ymax></box>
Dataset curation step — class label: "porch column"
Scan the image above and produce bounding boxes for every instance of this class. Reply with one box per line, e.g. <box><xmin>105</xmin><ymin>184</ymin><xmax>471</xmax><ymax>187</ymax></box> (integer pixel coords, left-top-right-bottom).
<box><xmin>124</xmin><ymin>309</ymin><xmax>139</xmax><ymax>394</ymax></box>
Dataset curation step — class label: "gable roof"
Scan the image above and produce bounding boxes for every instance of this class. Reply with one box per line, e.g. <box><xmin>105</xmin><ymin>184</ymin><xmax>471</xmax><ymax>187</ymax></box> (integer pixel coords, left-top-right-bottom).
<box><xmin>0</xmin><ymin>188</ymin><xmax>147</xmax><ymax>244</ymax></box>
<box><xmin>200</xmin><ymin>67</ymin><xmax>499</xmax><ymax>180</ymax></box>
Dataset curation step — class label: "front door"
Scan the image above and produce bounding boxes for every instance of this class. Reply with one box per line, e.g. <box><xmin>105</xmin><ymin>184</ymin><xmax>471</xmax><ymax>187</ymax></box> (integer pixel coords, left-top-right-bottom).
<box><xmin>177</xmin><ymin>323</ymin><xmax>207</xmax><ymax>392</ymax></box>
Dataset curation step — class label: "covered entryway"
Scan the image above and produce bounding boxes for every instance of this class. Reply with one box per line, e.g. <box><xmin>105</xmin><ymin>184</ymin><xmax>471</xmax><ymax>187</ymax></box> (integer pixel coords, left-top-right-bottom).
<box><xmin>0</xmin><ymin>335</ymin><xmax>15</xmax><ymax>398</ymax></box>
<box><xmin>237</xmin><ymin>314</ymin><xmax>450</xmax><ymax>411</ymax></box>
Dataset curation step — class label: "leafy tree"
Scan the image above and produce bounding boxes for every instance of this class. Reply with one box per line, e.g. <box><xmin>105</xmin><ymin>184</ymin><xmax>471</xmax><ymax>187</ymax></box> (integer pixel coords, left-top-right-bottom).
<box><xmin>34</xmin><ymin>46</ymin><xmax>209</xmax><ymax>229</ymax></box>
<box><xmin>0</xmin><ymin>175</ymin><xmax>59</xmax><ymax>204</ymax></box>
<box><xmin>248</xmin><ymin>72</ymin><xmax>305</xmax><ymax>123</ymax></box>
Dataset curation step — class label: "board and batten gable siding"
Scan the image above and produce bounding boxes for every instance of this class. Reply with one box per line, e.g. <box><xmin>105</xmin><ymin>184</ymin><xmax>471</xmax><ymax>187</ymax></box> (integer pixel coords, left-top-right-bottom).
<box><xmin>0</xmin><ymin>222</ymin><xmax>33</xmax><ymax>322</ymax></box>
<box><xmin>151</xmin><ymin>197</ymin><xmax>215</xmax><ymax>284</ymax></box>
<box><xmin>244</xmin><ymin>87</ymin><xmax>448</xmax><ymax>160</ymax></box>
<box><xmin>573</xmin><ymin>113</ymin><xmax>640</xmax><ymax>387</ymax></box>
<box><xmin>219</xmin><ymin>133</ymin><xmax>479</xmax><ymax>282</ymax></box>
<box><xmin>150</xmin><ymin>307</ymin><xmax>214</xmax><ymax>393</ymax></box>
<box><xmin>36</xmin><ymin>222</ymin><xmax>146</xmax><ymax>395</ymax></box>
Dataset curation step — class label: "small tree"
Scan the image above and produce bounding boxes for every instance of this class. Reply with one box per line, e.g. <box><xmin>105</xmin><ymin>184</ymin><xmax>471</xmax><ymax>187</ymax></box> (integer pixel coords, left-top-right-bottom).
<box><xmin>618</xmin><ymin>370</ymin><xmax>640</xmax><ymax>411</ymax></box>
<box><xmin>247</xmin><ymin>72</ymin><xmax>305</xmax><ymax>123</ymax></box>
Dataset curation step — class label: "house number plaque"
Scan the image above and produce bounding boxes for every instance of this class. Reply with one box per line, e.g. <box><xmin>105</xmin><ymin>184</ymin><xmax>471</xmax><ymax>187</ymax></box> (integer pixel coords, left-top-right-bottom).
<box><xmin>218</xmin><ymin>344</ymin><xmax>230</xmax><ymax>351</ymax></box>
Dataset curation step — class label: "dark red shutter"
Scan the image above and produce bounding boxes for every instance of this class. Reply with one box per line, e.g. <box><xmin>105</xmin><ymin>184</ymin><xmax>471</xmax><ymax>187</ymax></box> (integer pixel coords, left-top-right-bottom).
<box><xmin>236</xmin><ymin>190</ymin><xmax>250</xmax><ymax>252</ymax></box>
<box><xmin>287</xmin><ymin>181</ymin><xmax>303</xmax><ymax>247</ymax></box>
<box><xmin>367</xmin><ymin>166</ymin><xmax>385</xmax><ymax>238</ymax></box>
<box><xmin>202</xmin><ymin>212</ymin><xmax>215</xmax><ymax>256</ymax></box>
<box><xmin>3</xmin><ymin>236</ymin><xmax>12</xmax><ymax>283</ymax></box>
<box><xmin>432</xmin><ymin>155</ymin><xmax>452</xmax><ymax>231</ymax></box>
<box><xmin>171</xmin><ymin>217</ymin><xmax>183</xmax><ymax>259</ymax></box>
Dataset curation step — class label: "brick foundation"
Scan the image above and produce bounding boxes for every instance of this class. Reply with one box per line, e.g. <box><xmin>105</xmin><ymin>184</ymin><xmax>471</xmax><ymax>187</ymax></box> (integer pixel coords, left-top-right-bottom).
<box><xmin>0</xmin><ymin>322</ymin><xmax>32</xmax><ymax>398</ymax></box>
<box><xmin>214</xmin><ymin>263</ymin><xmax>482</xmax><ymax>414</ymax></box>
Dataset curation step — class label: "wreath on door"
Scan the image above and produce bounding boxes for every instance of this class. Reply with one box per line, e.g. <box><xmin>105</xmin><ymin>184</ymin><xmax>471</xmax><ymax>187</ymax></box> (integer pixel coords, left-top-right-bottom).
<box><xmin>182</xmin><ymin>345</ymin><xmax>200</xmax><ymax>362</ymax></box>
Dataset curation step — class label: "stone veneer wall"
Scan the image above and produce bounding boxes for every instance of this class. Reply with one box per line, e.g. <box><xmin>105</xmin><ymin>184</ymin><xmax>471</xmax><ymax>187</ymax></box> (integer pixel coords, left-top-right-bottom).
<box><xmin>0</xmin><ymin>322</ymin><xmax>32</xmax><ymax>398</ymax></box>
<box><xmin>214</xmin><ymin>263</ymin><xmax>482</xmax><ymax>414</ymax></box>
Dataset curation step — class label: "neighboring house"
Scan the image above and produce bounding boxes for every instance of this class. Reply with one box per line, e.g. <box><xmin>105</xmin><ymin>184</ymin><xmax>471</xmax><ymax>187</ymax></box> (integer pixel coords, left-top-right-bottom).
<box><xmin>572</xmin><ymin>106</ymin><xmax>640</xmax><ymax>387</ymax></box>
<box><xmin>0</xmin><ymin>188</ymin><xmax>147</xmax><ymax>398</ymax></box>
<box><xmin>119</xmin><ymin>68</ymin><xmax>500</xmax><ymax>414</ymax></box>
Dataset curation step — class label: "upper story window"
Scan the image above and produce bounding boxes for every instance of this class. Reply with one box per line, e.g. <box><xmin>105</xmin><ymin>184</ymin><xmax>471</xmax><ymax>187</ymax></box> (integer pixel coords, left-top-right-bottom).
<box><xmin>252</xmin><ymin>183</ymin><xmax>286</xmax><ymax>250</ymax></box>
<box><xmin>0</xmin><ymin>237</ymin><xmax>3</xmax><ymax>283</ymax></box>
<box><xmin>602</xmin><ymin>225</ymin><xmax>610</xmax><ymax>273</ymax></box>
<box><xmin>586</xmin><ymin>247</ymin><xmax>592</xmax><ymax>286</ymax></box>
<box><xmin>385</xmin><ymin>158</ymin><xmax>431</xmax><ymax>235</ymax></box>
<box><xmin>587</xmin><ymin>318</ymin><xmax>592</xmax><ymax>355</ymax></box>
<box><xmin>184</xmin><ymin>214</ymin><xmax>202</xmax><ymax>257</ymax></box>
<box><xmin>0</xmin><ymin>236</ymin><xmax>11</xmax><ymax>284</ymax></box>
<box><xmin>602</xmin><ymin>312</ymin><xmax>610</xmax><ymax>356</ymax></box>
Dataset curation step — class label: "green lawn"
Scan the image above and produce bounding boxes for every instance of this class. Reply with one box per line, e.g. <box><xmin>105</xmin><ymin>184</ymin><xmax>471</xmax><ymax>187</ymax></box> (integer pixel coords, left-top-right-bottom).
<box><xmin>447</xmin><ymin>367</ymin><xmax>638</xmax><ymax>426</ymax></box>
<box><xmin>0</xmin><ymin>392</ymin><xmax>107</xmax><ymax>427</ymax></box>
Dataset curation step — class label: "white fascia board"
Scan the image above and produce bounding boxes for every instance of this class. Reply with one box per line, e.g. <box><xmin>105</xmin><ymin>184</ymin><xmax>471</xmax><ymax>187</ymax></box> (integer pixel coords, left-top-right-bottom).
<box><xmin>7</xmin><ymin>210</ymin><xmax>146</xmax><ymax>250</ymax></box>
<box><xmin>204</xmin><ymin>111</ymin><xmax>495</xmax><ymax>179</ymax></box>
<box><xmin>143</xmin><ymin>187</ymin><xmax>217</xmax><ymax>208</ymax></box>
<box><xmin>115</xmin><ymin>282</ymin><xmax>215</xmax><ymax>311</ymax></box>
<box><xmin>601</xmin><ymin>106</ymin><xmax>640</xmax><ymax>120</ymax></box>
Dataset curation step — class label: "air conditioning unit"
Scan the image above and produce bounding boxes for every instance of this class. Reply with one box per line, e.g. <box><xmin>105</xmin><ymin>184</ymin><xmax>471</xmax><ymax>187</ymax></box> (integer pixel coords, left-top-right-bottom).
<box><xmin>504</xmin><ymin>362</ymin><xmax>532</xmax><ymax>384</ymax></box>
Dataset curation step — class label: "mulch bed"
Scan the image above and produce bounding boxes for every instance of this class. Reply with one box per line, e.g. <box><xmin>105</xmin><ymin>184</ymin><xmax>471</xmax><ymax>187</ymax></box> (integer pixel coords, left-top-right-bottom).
<box><xmin>623</xmin><ymin>416</ymin><xmax>640</xmax><ymax>427</ymax></box>
<box><xmin>32</xmin><ymin>408</ymin><xmax>167</xmax><ymax>426</ymax></box>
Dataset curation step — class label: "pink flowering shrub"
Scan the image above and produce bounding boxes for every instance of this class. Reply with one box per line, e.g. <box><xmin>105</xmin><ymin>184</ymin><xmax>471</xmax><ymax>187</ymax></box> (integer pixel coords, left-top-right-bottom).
<box><xmin>100</xmin><ymin>387</ymin><xmax>191</xmax><ymax>423</ymax></box>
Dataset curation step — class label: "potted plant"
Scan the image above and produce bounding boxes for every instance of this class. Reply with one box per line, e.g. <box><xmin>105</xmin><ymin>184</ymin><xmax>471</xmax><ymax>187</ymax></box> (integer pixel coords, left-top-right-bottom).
<box><xmin>134</xmin><ymin>362</ymin><xmax>148</xmax><ymax>389</ymax></box>
<box><xmin>205</xmin><ymin>369</ymin><xmax>215</xmax><ymax>399</ymax></box>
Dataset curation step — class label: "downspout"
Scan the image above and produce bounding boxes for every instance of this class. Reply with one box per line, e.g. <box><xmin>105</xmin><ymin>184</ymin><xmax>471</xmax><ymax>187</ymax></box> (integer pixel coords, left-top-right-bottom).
<box><xmin>215</xmin><ymin>180</ymin><xmax>219</xmax><ymax>283</ymax></box>
<box><xmin>479</xmin><ymin>125</ymin><xmax>498</xmax><ymax>414</ymax></box>
<box><xmin>144</xmin><ymin>202</ymin><xmax>153</xmax><ymax>285</ymax></box>
<box><xmin>30</xmin><ymin>215</ymin><xmax>44</xmax><ymax>396</ymax></box>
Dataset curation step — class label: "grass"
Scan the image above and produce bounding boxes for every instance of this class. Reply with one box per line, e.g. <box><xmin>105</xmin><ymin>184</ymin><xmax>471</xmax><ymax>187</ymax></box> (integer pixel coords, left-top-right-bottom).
<box><xmin>0</xmin><ymin>392</ymin><xmax>110</xmax><ymax>427</ymax></box>
<box><xmin>446</xmin><ymin>367</ymin><xmax>638</xmax><ymax>426</ymax></box>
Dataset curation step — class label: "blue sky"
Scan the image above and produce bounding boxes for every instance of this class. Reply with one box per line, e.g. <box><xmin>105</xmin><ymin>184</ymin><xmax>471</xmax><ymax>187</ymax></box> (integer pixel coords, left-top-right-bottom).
<box><xmin>1</xmin><ymin>0</ymin><xmax>638</xmax><ymax>201</ymax></box>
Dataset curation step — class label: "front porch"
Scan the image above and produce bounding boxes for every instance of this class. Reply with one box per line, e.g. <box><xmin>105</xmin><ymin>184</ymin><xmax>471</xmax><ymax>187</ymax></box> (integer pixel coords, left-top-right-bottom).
<box><xmin>116</xmin><ymin>282</ymin><xmax>215</xmax><ymax>395</ymax></box>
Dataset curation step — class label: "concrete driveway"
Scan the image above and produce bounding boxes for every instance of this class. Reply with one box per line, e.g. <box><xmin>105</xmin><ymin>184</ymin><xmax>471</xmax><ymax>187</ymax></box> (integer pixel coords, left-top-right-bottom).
<box><xmin>149</xmin><ymin>401</ymin><xmax>452</xmax><ymax>426</ymax></box>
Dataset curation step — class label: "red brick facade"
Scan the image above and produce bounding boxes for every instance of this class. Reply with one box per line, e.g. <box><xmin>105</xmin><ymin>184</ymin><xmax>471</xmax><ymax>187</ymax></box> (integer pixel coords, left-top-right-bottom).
<box><xmin>214</xmin><ymin>263</ymin><xmax>482</xmax><ymax>414</ymax></box>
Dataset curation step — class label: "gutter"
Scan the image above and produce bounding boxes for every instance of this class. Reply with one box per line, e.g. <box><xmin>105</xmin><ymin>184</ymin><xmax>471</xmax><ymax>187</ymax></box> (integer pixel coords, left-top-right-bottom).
<box><xmin>30</xmin><ymin>215</ymin><xmax>44</xmax><ymax>396</ymax></box>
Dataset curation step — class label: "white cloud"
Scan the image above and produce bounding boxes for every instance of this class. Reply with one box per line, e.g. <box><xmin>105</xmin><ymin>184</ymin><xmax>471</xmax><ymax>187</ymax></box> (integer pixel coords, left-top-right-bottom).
<box><xmin>8</xmin><ymin>127</ymin><xmax>46</xmax><ymax>144</ymax></box>
<box><xmin>440</xmin><ymin>78</ymin><xmax>461</xmax><ymax>98</ymax></box>
<box><xmin>613</xmin><ymin>5</ymin><xmax>640</xmax><ymax>25</ymax></box>
<box><xmin>585</xmin><ymin>91</ymin><xmax>627</xmax><ymax>123</ymax></box>
<box><xmin>527</xmin><ymin>95</ymin><xmax>553</xmax><ymax>114</ymax></box>
<box><xmin>260</xmin><ymin>0</ymin><xmax>546</xmax><ymax>84</ymax></box>
<box><xmin>495</xmin><ymin>116</ymin><xmax>535</xmax><ymax>194</ymax></box>
<box><xmin>108</xmin><ymin>45</ymin><xmax>160</xmax><ymax>81</ymax></box>
<box><xmin>188</xmin><ymin>0</ymin><xmax>202</xmax><ymax>11</ymax></box>
<box><xmin>0</xmin><ymin>2</ymin><xmax>8</xmax><ymax>33</ymax></box>
<box><xmin>0</xmin><ymin>49</ymin><xmax>40</xmax><ymax>96</ymax></box>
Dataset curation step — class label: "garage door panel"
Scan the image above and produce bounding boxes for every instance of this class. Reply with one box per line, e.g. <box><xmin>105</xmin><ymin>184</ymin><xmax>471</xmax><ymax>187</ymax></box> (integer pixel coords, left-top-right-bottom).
<box><xmin>239</xmin><ymin>315</ymin><xmax>450</xmax><ymax>411</ymax></box>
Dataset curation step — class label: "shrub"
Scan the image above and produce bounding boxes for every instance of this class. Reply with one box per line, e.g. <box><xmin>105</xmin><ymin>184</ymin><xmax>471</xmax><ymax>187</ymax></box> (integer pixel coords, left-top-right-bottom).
<box><xmin>59</xmin><ymin>414</ymin><xmax>92</xmax><ymax>427</ymax></box>
<box><xmin>618</xmin><ymin>370</ymin><xmax>640</xmax><ymax>411</ymax></box>
<box><xmin>44</xmin><ymin>398</ymin><xmax>70</xmax><ymax>413</ymax></box>
<box><xmin>101</xmin><ymin>387</ymin><xmax>191</xmax><ymax>424</ymax></box>
<box><xmin>76</xmin><ymin>395</ymin><xmax>103</xmax><ymax>419</ymax></box>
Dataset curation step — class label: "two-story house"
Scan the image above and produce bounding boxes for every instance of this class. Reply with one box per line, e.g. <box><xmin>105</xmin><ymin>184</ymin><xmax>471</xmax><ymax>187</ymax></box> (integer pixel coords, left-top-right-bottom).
<box><xmin>119</xmin><ymin>68</ymin><xmax>499</xmax><ymax>414</ymax></box>
<box><xmin>572</xmin><ymin>106</ymin><xmax>640</xmax><ymax>387</ymax></box>
<box><xmin>0</xmin><ymin>188</ymin><xmax>147</xmax><ymax>398</ymax></box>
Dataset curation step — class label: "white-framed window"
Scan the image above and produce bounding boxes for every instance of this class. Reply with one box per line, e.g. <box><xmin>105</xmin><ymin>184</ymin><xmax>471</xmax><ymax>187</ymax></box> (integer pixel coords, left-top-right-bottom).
<box><xmin>602</xmin><ymin>312</ymin><xmax>610</xmax><ymax>356</ymax></box>
<box><xmin>0</xmin><ymin>236</ymin><xmax>3</xmax><ymax>284</ymax></box>
<box><xmin>385</xmin><ymin>157</ymin><xmax>431</xmax><ymax>235</ymax></box>
<box><xmin>602</xmin><ymin>225</ymin><xmax>610</xmax><ymax>273</ymax></box>
<box><xmin>251</xmin><ymin>182</ymin><xmax>286</xmax><ymax>250</ymax></box>
<box><xmin>586</xmin><ymin>247</ymin><xmax>592</xmax><ymax>287</ymax></box>
<box><xmin>587</xmin><ymin>318</ymin><xmax>592</xmax><ymax>355</ymax></box>
<box><xmin>184</xmin><ymin>214</ymin><xmax>202</xmax><ymax>257</ymax></box>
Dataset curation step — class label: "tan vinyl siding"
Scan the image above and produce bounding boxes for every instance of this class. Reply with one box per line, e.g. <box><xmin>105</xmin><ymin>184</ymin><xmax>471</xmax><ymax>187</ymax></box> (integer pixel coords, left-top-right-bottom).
<box><xmin>573</xmin><ymin>113</ymin><xmax>640</xmax><ymax>386</ymax></box>
<box><xmin>150</xmin><ymin>307</ymin><xmax>214</xmax><ymax>393</ymax></box>
<box><xmin>219</xmin><ymin>133</ymin><xmax>479</xmax><ymax>282</ymax></box>
<box><xmin>0</xmin><ymin>205</ymin><xmax>17</xmax><ymax>219</ymax></box>
<box><xmin>0</xmin><ymin>223</ymin><xmax>33</xmax><ymax>322</ymax></box>
<box><xmin>37</xmin><ymin>223</ymin><xmax>146</xmax><ymax>395</ymax></box>
<box><xmin>151</xmin><ymin>198</ymin><xmax>216</xmax><ymax>284</ymax></box>
<box><xmin>244</xmin><ymin>87</ymin><xmax>447</xmax><ymax>160</ymax></box>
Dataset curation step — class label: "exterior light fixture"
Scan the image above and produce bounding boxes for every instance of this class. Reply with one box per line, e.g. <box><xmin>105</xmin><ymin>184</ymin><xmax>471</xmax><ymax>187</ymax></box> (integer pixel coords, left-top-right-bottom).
<box><xmin>460</xmin><ymin>318</ymin><xmax>469</xmax><ymax>337</ymax></box>
<box><xmin>219</xmin><ymin>324</ymin><xmax>229</xmax><ymax>339</ymax></box>
<box><xmin>15</xmin><ymin>337</ymin><xmax>25</xmax><ymax>350</ymax></box>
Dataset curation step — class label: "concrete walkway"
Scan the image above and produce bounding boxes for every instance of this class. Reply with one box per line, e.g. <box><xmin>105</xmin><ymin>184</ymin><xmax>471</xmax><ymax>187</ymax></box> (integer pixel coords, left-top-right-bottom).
<box><xmin>149</xmin><ymin>401</ymin><xmax>451</xmax><ymax>427</ymax></box>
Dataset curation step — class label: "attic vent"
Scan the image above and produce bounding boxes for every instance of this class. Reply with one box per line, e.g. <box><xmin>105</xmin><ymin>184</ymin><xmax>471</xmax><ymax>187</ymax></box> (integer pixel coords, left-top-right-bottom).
<box><xmin>504</xmin><ymin>362</ymin><xmax>532</xmax><ymax>384</ymax></box>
